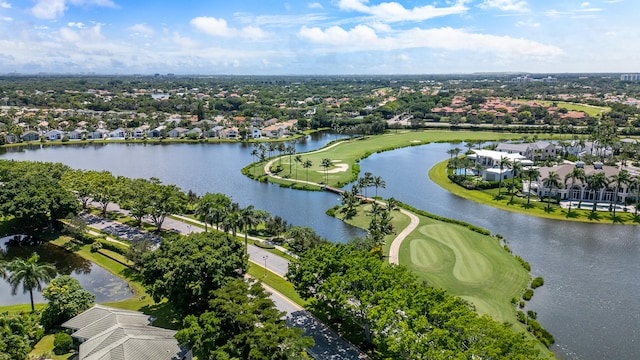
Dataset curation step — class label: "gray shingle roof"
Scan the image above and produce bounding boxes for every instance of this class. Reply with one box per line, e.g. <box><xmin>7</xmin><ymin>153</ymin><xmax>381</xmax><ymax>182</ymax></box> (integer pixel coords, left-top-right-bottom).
<box><xmin>62</xmin><ymin>305</ymin><xmax>191</xmax><ymax>360</ymax></box>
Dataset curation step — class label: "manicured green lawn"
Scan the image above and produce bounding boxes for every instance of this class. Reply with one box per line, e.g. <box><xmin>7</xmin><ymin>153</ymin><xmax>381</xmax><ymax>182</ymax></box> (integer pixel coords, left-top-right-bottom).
<box><xmin>29</xmin><ymin>334</ymin><xmax>75</xmax><ymax>360</ymax></box>
<box><xmin>430</xmin><ymin>160</ymin><xmax>640</xmax><ymax>225</ymax></box>
<box><xmin>247</xmin><ymin>130</ymin><xmax>525</xmax><ymax>188</ymax></box>
<box><xmin>512</xmin><ymin>99</ymin><xmax>610</xmax><ymax>117</ymax></box>
<box><xmin>247</xmin><ymin>263</ymin><xmax>307</xmax><ymax>307</ymax></box>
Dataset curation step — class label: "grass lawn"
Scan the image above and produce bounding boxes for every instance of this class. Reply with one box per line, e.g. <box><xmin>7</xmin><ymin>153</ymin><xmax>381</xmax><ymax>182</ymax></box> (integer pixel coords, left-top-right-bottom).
<box><xmin>28</xmin><ymin>334</ymin><xmax>75</xmax><ymax>360</ymax></box>
<box><xmin>430</xmin><ymin>160</ymin><xmax>640</xmax><ymax>225</ymax></box>
<box><xmin>247</xmin><ymin>130</ymin><xmax>526</xmax><ymax>188</ymax></box>
<box><xmin>512</xmin><ymin>99</ymin><xmax>610</xmax><ymax>118</ymax></box>
<box><xmin>247</xmin><ymin>262</ymin><xmax>307</xmax><ymax>307</ymax></box>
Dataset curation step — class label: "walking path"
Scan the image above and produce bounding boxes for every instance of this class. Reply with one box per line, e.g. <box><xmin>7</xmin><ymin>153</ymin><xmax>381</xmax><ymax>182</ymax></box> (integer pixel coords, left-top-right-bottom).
<box><xmin>262</xmin><ymin>145</ymin><xmax>420</xmax><ymax>265</ymax></box>
<box><xmin>83</xmin><ymin>204</ymin><xmax>367</xmax><ymax>359</ymax></box>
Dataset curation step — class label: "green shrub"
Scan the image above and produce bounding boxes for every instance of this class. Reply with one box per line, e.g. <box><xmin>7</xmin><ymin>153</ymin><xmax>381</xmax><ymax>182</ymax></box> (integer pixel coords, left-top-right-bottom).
<box><xmin>527</xmin><ymin>310</ymin><xmax>537</xmax><ymax>320</ymax></box>
<box><xmin>531</xmin><ymin>276</ymin><xmax>544</xmax><ymax>289</ymax></box>
<box><xmin>326</xmin><ymin>205</ymin><xmax>339</xmax><ymax>217</ymax></box>
<box><xmin>515</xmin><ymin>256</ymin><xmax>531</xmax><ymax>271</ymax></box>
<box><xmin>54</xmin><ymin>332</ymin><xmax>74</xmax><ymax>355</ymax></box>
<box><xmin>516</xmin><ymin>311</ymin><xmax>527</xmax><ymax>324</ymax></box>
<box><xmin>522</xmin><ymin>289</ymin><xmax>534</xmax><ymax>301</ymax></box>
<box><xmin>254</xmin><ymin>241</ymin><xmax>275</xmax><ymax>249</ymax></box>
<box><xmin>90</xmin><ymin>241</ymin><xmax>103</xmax><ymax>252</ymax></box>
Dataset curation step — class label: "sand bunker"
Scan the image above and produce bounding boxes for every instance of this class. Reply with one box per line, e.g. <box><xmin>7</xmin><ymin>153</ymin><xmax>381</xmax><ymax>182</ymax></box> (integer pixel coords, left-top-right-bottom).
<box><xmin>318</xmin><ymin>163</ymin><xmax>349</xmax><ymax>173</ymax></box>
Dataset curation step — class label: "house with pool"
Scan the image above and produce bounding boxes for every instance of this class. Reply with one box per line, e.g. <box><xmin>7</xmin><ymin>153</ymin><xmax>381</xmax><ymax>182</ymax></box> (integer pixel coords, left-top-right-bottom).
<box><xmin>468</xmin><ymin>149</ymin><xmax>533</xmax><ymax>181</ymax></box>
<box><xmin>529</xmin><ymin>162</ymin><xmax>634</xmax><ymax>206</ymax></box>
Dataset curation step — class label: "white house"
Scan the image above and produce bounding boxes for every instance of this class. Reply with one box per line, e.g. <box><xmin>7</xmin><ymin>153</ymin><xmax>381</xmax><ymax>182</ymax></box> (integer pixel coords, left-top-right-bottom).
<box><xmin>109</xmin><ymin>128</ymin><xmax>127</xmax><ymax>139</ymax></box>
<box><xmin>44</xmin><ymin>129</ymin><xmax>65</xmax><ymax>141</ymax></box>
<box><xmin>469</xmin><ymin>149</ymin><xmax>531</xmax><ymax>182</ymax></box>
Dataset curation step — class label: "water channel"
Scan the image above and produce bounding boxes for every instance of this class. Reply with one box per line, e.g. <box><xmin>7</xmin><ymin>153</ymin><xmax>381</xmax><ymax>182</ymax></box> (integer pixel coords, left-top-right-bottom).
<box><xmin>0</xmin><ymin>134</ymin><xmax>637</xmax><ymax>359</ymax></box>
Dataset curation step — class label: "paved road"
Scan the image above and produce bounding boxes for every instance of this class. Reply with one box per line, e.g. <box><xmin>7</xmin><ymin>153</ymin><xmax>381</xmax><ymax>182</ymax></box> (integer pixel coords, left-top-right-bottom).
<box><xmin>83</xmin><ymin>205</ymin><xmax>368</xmax><ymax>359</ymax></box>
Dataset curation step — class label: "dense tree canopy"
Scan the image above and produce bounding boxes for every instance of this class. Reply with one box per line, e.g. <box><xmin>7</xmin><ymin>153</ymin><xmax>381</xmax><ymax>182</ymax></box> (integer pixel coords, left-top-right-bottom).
<box><xmin>287</xmin><ymin>244</ymin><xmax>540</xmax><ymax>359</ymax></box>
<box><xmin>41</xmin><ymin>275</ymin><xmax>95</xmax><ymax>331</ymax></box>
<box><xmin>0</xmin><ymin>312</ymin><xmax>43</xmax><ymax>360</ymax></box>
<box><xmin>141</xmin><ymin>232</ymin><xmax>247</xmax><ymax>314</ymax></box>
<box><xmin>176</xmin><ymin>279</ymin><xmax>313</xmax><ymax>360</ymax></box>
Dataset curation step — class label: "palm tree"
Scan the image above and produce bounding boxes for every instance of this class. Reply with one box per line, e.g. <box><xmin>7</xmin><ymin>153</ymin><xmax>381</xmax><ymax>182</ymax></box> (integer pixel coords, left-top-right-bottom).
<box><xmin>542</xmin><ymin>171</ymin><xmax>561</xmax><ymax>209</ymax></box>
<box><xmin>564</xmin><ymin>167</ymin><xmax>585</xmax><ymax>214</ymax></box>
<box><xmin>321</xmin><ymin>158</ymin><xmax>332</xmax><ymax>185</ymax></box>
<box><xmin>6</xmin><ymin>253</ymin><xmax>56</xmax><ymax>312</ymax></box>
<box><xmin>524</xmin><ymin>167</ymin><xmax>541</xmax><ymax>205</ymax></box>
<box><xmin>630</xmin><ymin>176</ymin><xmax>640</xmax><ymax>216</ymax></box>
<box><xmin>239</xmin><ymin>205</ymin><xmax>259</xmax><ymax>255</ymax></box>
<box><xmin>303</xmin><ymin>159</ymin><xmax>312</xmax><ymax>183</ymax></box>
<box><xmin>610</xmin><ymin>170</ymin><xmax>630</xmax><ymax>218</ymax></box>
<box><xmin>586</xmin><ymin>172</ymin><xmax>608</xmax><ymax>214</ymax></box>
<box><xmin>250</xmin><ymin>149</ymin><xmax>259</xmax><ymax>176</ymax></box>
<box><xmin>372</xmin><ymin>176</ymin><xmax>386</xmax><ymax>198</ymax></box>
<box><xmin>294</xmin><ymin>154</ymin><xmax>303</xmax><ymax>180</ymax></box>
<box><xmin>498</xmin><ymin>156</ymin><xmax>511</xmax><ymax>197</ymax></box>
<box><xmin>510</xmin><ymin>161</ymin><xmax>523</xmax><ymax>203</ymax></box>
<box><xmin>222</xmin><ymin>202</ymin><xmax>241</xmax><ymax>237</ymax></box>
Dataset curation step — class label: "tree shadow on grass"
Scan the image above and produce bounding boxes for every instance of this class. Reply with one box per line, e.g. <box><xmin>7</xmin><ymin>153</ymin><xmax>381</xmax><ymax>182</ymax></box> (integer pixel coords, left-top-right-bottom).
<box><xmin>588</xmin><ymin>212</ymin><xmax>601</xmax><ymax>221</ymax></box>
<box><xmin>139</xmin><ymin>301</ymin><xmax>181</xmax><ymax>330</ymax></box>
<box><xmin>543</xmin><ymin>206</ymin><xmax>558</xmax><ymax>214</ymax></box>
<box><xmin>565</xmin><ymin>211</ymin><xmax>580</xmax><ymax>219</ymax></box>
<box><xmin>520</xmin><ymin>203</ymin><xmax>535</xmax><ymax>209</ymax></box>
<box><xmin>610</xmin><ymin>215</ymin><xmax>625</xmax><ymax>224</ymax></box>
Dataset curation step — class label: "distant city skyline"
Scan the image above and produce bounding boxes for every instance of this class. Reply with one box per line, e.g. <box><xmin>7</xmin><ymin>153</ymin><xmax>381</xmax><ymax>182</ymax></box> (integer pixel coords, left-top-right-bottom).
<box><xmin>0</xmin><ymin>0</ymin><xmax>637</xmax><ymax>75</ymax></box>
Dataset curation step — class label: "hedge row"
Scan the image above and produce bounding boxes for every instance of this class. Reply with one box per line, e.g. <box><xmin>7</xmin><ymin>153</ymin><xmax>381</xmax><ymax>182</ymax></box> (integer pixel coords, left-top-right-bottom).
<box><xmin>396</xmin><ymin>201</ymin><xmax>491</xmax><ymax>236</ymax></box>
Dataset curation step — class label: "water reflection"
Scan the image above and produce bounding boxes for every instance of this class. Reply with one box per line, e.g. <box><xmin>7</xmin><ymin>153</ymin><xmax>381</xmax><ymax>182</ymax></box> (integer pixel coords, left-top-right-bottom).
<box><xmin>0</xmin><ymin>235</ymin><xmax>132</xmax><ymax>305</ymax></box>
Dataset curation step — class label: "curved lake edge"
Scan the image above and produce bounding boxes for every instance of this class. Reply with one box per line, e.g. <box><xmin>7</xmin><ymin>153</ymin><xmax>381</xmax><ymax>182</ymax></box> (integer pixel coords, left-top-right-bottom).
<box><xmin>244</xmin><ymin>132</ymin><xmax>554</xmax><ymax>355</ymax></box>
<box><xmin>429</xmin><ymin>159</ymin><xmax>640</xmax><ymax>225</ymax></box>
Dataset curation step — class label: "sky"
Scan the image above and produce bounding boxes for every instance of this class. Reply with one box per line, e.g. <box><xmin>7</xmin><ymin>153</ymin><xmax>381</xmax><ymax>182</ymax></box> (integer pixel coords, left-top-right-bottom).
<box><xmin>0</xmin><ymin>0</ymin><xmax>637</xmax><ymax>75</ymax></box>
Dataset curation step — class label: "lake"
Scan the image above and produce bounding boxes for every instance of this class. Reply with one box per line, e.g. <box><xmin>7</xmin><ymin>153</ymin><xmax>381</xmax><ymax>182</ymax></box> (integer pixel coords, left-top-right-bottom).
<box><xmin>1</xmin><ymin>134</ymin><xmax>637</xmax><ymax>359</ymax></box>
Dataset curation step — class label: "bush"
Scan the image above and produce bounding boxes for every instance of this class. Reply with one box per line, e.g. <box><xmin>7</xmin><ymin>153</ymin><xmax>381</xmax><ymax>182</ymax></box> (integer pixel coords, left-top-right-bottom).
<box><xmin>515</xmin><ymin>256</ymin><xmax>531</xmax><ymax>271</ymax></box>
<box><xmin>90</xmin><ymin>241</ymin><xmax>103</xmax><ymax>252</ymax></box>
<box><xmin>531</xmin><ymin>276</ymin><xmax>544</xmax><ymax>289</ymax></box>
<box><xmin>522</xmin><ymin>289</ymin><xmax>534</xmax><ymax>301</ymax></box>
<box><xmin>326</xmin><ymin>205</ymin><xmax>339</xmax><ymax>217</ymax></box>
<box><xmin>254</xmin><ymin>241</ymin><xmax>275</xmax><ymax>249</ymax></box>
<box><xmin>516</xmin><ymin>311</ymin><xmax>527</xmax><ymax>324</ymax></box>
<box><xmin>527</xmin><ymin>310</ymin><xmax>537</xmax><ymax>320</ymax></box>
<box><xmin>54</xmin><ymin>332</ymin><xmax>74</xmax><ymax>355</ymax></box>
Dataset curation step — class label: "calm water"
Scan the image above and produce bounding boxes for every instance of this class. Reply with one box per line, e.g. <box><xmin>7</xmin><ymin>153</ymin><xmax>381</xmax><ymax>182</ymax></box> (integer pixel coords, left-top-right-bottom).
<box><xmin>0</xmin><ymin>136</ymin><xmax>637</xmax><ymax>359</ymax></box>
<box><xmin>0</xmin><ymin>236</ymin><xmax>132</xmax><ymax>304</ymax></box>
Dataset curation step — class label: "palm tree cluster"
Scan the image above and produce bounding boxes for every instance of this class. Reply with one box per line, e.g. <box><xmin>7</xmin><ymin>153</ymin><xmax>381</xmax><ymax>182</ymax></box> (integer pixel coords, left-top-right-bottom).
<box><xmin>366</xmin><ymin>201</ymin><xmax>395</xmax><ymax>252</ymax></box>
<box><xmin>195</xmin><ymin>193</ymin><xmax>269</xmax><ymax>253</ymax></box>
<box><xmin>357</xmin><ymin>171</ymin><xmax>386</xmax><ymax>199</ymax></box>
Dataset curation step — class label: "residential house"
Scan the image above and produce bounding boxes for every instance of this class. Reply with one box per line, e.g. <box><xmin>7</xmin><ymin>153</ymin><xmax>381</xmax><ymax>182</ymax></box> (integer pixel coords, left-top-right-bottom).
<box><xmin>168</xmin><ymin>127</ymin><xmax>188</xmax><ymax>138</ymax></box>
<box><xmin>529</xmin><ymin>162</ymin><xmax>630</xmax><ymax>205</ymax></box>
<box><xmin>468</xmin><ymin>149</ymin><xmax>531</xmax><ymax>182</ymax></box>
<box><xmin>44</xmin><ymin>129</ymin><xmax>65</xmax><ymax>141</ymax></box>
<box><xmin>262</xmin><ymin>124</ymin><xmax>285</xmax><ymax>138</ymax></box>
<box><xmin>206</xmin><ymin>125</ymin><xmax>224</xmax><ymax>138</ymax></box>
<box><xmin>185</xmin><ymin>127</ymin><xmax>203</xmax><ymax>138</ymax></box>
<box><xmin>62</xmin><ymin>305</ymin><xmax>192</xmax><ymax>360</ymax></box>
<box><xmin>21</xmin><ymin>131</ymin><xmax>40</xmax><ymax>142</ymax></box>
<box><xmin>248</xmin><ymin>127</ymin><xmax>261</xmax><ymax>139</ymax></box>
<box><xmin>220</xmin><ymin>127</ymin><xmax>239</xmax><ymax>139</ymax></box>
<box><xmin>68</xmin><ymin>129</ymin><xmax>87</xmax><ymax>140</ymax></box>
<box><xmin>4</xmin><ymin>133</ymin><xmax>18</xmax><ymax>144</ymax></box>
<box><xmin>496</xmin><ymin>141</ymin><xmax>557</xmax><ymax>161</ymax></box>
<box><xmin>87</xmin><ymin>129</ymin><xmax>108</xmax><ymax>140</ymax></box>
<box><xmin>148</xmin><ymin>126</ymin><xmax>165</xmax><ymax>138</ymax></box>
<box><xmin>131</xmin><ymin>125</ymin><xmax>149</xmax><ymax>139</ymax></box>
<box><xmin>109</xmin><ymin>128</ymin><xmax>127</xmax><ymax>139</ymax></box>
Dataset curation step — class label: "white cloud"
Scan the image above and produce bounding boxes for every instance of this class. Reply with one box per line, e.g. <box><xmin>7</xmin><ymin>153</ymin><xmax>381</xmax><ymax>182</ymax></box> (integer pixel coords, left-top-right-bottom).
<box><xmin>299</xmin><ymin>25</ymin><xmax>564</xmax><ymax>57</ymax></box>
<box><xmin>368</xmin><ymin>21</ymin><xmax>392</xmax><ymax>33</ymax></box>
<box><xmin>479</xmin><ymin>0</ymin><xmax>528</xmax><ymax>12</ymax></box>
<box><xmin>0</xmin><ymin>2</ymin><xmax>11</xmax><ymax>9</ymax></box>
<box><xmin>516</xmin><ymin>20</ymin><xmax>540</xmax><ymax>28</ymax></box>
<box><xmin>308</xmin><ymin>2</ymin><xmax>323</xmax><ymax>9</ymax></box>
<box><xmin>191</xmin><ymin>16</ymin><xmax>268</xmax><ymax>39</ymax></box>
<box><xmin>1</xmin><ymin>16</ymin><xmax>12</xmax><ymax>21</ymax></box>
<box><xmin>59</xmin><ymin>23</ymin><xmax>104</xmax><ymax>44</ymax></box>
<box><xmin>172</xmin><ymin>32</ymin><xmax>199</xmax><ymax>49</ymax></box>
<box><xmin>31</xmin><ymin>0</ymin><xmax>116</xmax><ymax>20</ymax></box>
<box><xmin>128</xmin><ymin>23</ymin><xmax>154</xmax><ymax>36</ymax></box>
<box><xmin>337</xmin><ymin>0</ymin><xmax>470</xmax><ymax>22</ymax></box>
<box><xmin>67</xmin><ymin>22</ymin><xmax>85</xmax><ymax>28</ymax></box>
<box><xmin>580</xmin><ymin>2</ymin><xmax>591</xmax><ymax>7</ymax></box>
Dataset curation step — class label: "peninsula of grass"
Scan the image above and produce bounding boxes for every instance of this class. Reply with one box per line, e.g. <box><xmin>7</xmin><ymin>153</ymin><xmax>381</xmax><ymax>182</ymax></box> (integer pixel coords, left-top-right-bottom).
<box><xmin>430</xmin><ymin>159</ymin><xmax>640</xmax><ymax>225</ymax></box>
<box><xmin>244</xmin><ymin>130</ymin><xmax>526</xmax><ymax>188</ymax></box>
<box><xmin>335</xmin><ymin>202</ymin><xmax>553</xmax><ymax>357</ymax></box>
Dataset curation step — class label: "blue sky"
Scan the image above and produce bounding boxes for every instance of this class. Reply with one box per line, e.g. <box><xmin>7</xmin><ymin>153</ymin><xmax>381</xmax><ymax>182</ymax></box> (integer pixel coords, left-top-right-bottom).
<box><xmin>0</xmin><ymin>0</ymin><xmax>637</xmax><ymax>75</ymax></box>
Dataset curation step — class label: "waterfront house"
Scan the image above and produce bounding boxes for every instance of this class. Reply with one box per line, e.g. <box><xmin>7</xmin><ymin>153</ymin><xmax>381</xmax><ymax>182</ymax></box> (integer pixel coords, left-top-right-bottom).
<box><xmin>469</xmin><ymin>149</ymin><xmax>531</xmax><ymax>181</ymax></box>
<box><xmin>68</xmin><ymin>129</ymin><xmax>87</xmax><ymax>140</ymax></box>
<box><xmin>3</xmin><ymin>132</ymin><xmax>18</xmax><ymax>144</ymax></box>
<box><xmin>20</xmin><ymin>131</ymin><xmax>40</xmax><ymax>142</ymax></box>
<box><xmin>87</xmin><ymin>129</ymin><xmax>108</xmax><ymax>140</ymax></box>
<box><xmin>496</xmin><ymin>141</ymin><xmax>557</xmax><ymax>161</ymax></box>
<box><xmin>109</xmin><ymin>128</ymin><xmax>127</xmax><ymax>139</ymax></box>
<box><xmin>44</xmin><ymin>129</ymin><xmax>65</xmax><ymax>141</ymax></box>
<box><xmin>168</xmin><ymin>127</ymin><xmax>188</xmax><ymax>138</ymax></box>
<box><xmin>220</xmin><ymin>127</ymin><xmax>239</xmax><ymax>139</ymax></box>
<box><xmin>185</xmin><ymin>127</ymin><xmax>203</xmax><ymax>138</ymax></box>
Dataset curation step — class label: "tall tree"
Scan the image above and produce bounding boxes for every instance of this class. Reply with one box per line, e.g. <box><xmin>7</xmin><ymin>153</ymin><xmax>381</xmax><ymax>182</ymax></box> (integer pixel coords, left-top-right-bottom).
<box><xmin>509</xmin><ymin>161</ymin><xmax>523</xmax><ymax>203</ymax></box>
<box><xmin>372</xmin><ymin>176</ymin><xmax>386</xmax><ymax>198</ymax></box>
<box><xmin>5</xmin><ymin>253</ymin><xmax>56</xmax><ymax>312</ymax></box>
<box><xmin>145</xmin><ymin>178</ymin><xmax>187</xmax><ymax>231</ymax></box>
<box><xmin>41</xmin><ymin>275</ymin><xmax>94</xmax><ymax>331</ymax></box>
<box><xmin>610</xmin><ymin>169</ymin><xmax>630</xmax><ymax>218</ymax></box>
<box><xmin>564</xmin><ymin>167</ymin><xmax>586</xmax><ymax>214</ymax></box>
<box><xmin>196</xmin><ymin>192</ymin><xmax>231</xmax><ymax>231</ymax></box>
<box><xmin>321</xmin><ymin>158</ymin><xmax>332</xmax><ymax>185</ymax></box>
<box><xmin>141</xmin><ymin>232</ymin><xmax>247</xmax><ymax>314</ymax></box>
<box><xmin>524</xmin><ymin>167</ymin><xmax>540</xmax><ymax>205</ymax></box>
<box><xmin>542</xmin><ymin>171</ymin><xmax>561</xmax><ymax>209</ymax></box>
<box><xmin>303</xmin><ymin>159</ymin><xmax>313</xmax><ymax>183</ymax></box>
<box><xmin>239</xmin><ymin>205</ymin><xmax>259</xmax><ymax>254</ymax></box>
<box><xmin>498</xmin><ymin>156</ymin><xmax>511</xmax><ymax>197</ymax></box>
<box><xmin>586</xmin><ymin>172</ymin><xmax>609</xmax><ymax>214</ymax></box>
